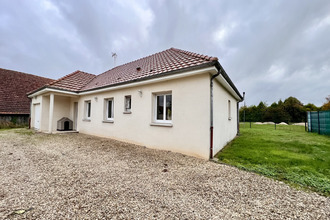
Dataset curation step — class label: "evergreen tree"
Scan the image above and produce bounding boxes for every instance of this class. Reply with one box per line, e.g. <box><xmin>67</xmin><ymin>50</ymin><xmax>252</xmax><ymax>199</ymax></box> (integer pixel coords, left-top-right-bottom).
<box><xmin>283</xmin><ymin>97</ymin><xmax>305</xmax><ymax>122</ymax></box>
<box><xmin>321</xmin><ymin>96</ymin><xmax>330</xmax><ymax>110</ymax></box>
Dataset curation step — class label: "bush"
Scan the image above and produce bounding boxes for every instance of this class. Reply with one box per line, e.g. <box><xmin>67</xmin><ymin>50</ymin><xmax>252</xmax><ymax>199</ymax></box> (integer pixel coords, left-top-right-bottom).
<box><xmin>0</xmin><ymin>121</ymin><xmax>27</xmax><ymax>129</ymax></box>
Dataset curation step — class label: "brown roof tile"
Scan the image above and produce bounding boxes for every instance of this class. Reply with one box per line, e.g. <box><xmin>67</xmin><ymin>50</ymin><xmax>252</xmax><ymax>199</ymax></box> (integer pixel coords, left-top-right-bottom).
<box><xmin>82</xmin><ymin>48</ymin><xmax>218</xmax><ymax>91</ymax></box>
<box><xmin>47</xmin><ymin>70</ymin><xmax>96</xmax><ymax>91</ymax></box>
<box><xmin>31</xmin><ymin>48</ymin><xmax>219</xmax><ymax>94</ymax></box>
<box><xmin>0</xmin><ymin>68</ymin><xmax>53</xmax><ymax>114</ymax></box>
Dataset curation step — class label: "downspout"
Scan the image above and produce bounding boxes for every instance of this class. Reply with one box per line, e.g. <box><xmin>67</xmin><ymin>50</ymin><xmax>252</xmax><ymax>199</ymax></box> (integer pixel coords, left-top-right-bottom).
<box><xmin>210</xmin><ymin>70</ymin><xmax>221</xmax><ymax>159</ymax></box>
<box><xmin>237</xmin><ymin>92</ymin><xmax>245</xmax><ymax>135</ymax></box>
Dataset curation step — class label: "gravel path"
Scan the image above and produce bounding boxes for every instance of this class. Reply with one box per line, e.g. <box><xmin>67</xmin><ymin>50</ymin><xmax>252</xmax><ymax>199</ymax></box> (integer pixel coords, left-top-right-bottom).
<box><xmin>0</xmin><ymin>129</ymin><xmax>329</xmax><ymax>219</ymax></box>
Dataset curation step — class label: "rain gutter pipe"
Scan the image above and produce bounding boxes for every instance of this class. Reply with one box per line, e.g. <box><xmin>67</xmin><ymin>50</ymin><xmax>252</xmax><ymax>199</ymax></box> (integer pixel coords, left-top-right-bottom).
<box><xmin>210</xmin><ymin>70</ymin><xmax>221</xmax><ymax>159</ymax></box>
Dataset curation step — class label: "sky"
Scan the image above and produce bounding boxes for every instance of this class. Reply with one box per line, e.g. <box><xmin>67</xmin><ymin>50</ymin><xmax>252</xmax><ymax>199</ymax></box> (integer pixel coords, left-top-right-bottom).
<box><xmin>0</xmin><ymin>0</ymin><xmax>329</xmax><ymax>107</ymax></box>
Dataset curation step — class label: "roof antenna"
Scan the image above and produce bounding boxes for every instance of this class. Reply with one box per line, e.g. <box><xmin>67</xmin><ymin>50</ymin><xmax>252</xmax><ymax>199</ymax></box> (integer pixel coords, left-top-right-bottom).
<box><xmin>111</xmin><ymin>52</ymin><xmax>117</xmax><ymax>67</ymax></box>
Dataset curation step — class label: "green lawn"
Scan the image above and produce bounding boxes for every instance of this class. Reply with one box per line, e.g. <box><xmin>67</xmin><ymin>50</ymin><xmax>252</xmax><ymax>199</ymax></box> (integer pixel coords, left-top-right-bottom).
<box><xmin>216</xmin><ymin>123</ymin><xmax>330</xmax><ymax>196</ymax></box>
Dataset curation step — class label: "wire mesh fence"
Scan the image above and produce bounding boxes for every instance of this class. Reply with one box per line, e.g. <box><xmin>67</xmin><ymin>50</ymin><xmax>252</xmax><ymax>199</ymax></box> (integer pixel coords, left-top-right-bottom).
<box><xmin>240</xmin><ymin>122</ymin><xmax>307</xmax><ymax>132</ymax></box>
<box><xmin>307</xmin><ymin>111</ymin><xmax>330</xmax><ymax>135</ymax></box>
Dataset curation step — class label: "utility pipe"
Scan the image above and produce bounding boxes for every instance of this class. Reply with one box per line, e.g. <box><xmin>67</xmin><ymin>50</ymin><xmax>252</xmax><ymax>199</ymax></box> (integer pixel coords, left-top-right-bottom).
<box><xmin>210</xmin><ymin>70</ymin><xmax>221</xmax><ymax>159</ymax></box>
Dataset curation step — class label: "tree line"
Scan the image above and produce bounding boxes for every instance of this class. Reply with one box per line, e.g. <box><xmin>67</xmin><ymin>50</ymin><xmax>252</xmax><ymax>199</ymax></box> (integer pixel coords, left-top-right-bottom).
<box><xmin>239</xmin><ymin>96</ymin><xmax>330</xmax><ymax>123</ymax></box>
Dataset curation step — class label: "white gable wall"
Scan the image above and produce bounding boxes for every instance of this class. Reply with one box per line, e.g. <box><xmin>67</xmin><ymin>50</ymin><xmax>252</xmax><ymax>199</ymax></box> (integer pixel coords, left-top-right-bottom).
<box><xmin>212</xmin><ymin>79</ymin><xmax>238</xmax><ymax>156</ymax></box>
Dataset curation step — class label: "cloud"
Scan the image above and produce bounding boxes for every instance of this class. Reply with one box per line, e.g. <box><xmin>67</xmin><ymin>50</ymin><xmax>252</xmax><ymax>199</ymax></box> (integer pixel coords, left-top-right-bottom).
<box><xmin>0</xmin><ymin>0</ymin><xmax>329</xmax><ymax>106</ymax></box>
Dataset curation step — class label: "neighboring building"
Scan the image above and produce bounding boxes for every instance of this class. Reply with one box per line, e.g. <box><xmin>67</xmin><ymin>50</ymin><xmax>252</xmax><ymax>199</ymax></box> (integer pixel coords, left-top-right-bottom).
<box><xmin>0</xmin><ymin>68</ymin><xmax>53</xmax><ymax>126</ymax></box>
<box><xmin>28</xmin><ymin>48</ymin><xmax>243</xmax><ymax>159</ymax></box>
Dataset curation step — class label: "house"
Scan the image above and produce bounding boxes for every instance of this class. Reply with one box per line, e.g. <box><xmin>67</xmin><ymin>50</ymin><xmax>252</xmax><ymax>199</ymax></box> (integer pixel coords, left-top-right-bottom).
<box><xmin>0</xmin><ymin>68</ymin><xmax>53</xmax><ymax>126</ymax></box>
<box><xmin>28</xmin><ymin>48</ymin><xmax>243</xmax><ymax>159</ymax></box>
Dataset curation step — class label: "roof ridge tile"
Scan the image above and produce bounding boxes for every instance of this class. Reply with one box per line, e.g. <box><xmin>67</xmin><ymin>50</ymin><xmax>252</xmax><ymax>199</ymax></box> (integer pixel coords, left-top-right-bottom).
<box><xmin>170</xmin><ymin>47</ymin><xmax>218</xmax><ymax>61</ymax></box>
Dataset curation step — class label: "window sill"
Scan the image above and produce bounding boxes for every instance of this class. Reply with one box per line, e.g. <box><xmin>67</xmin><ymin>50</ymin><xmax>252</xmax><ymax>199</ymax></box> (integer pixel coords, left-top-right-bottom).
<box><xmin>123</xmin><ymin>111</ymin><xmax>132</xmax><ymax>114</ymax></box>
<box><xmin>82</xmin><ymin>119</ymin><xmax>91</xmax><ymax>122</ymax></box>
<box><xmin>150</xmin><ymin>122</ymin><xmax>173</xmax><ymax>127</ymax></box>
<box><xmin>102</xmin><ymin>120</ymin><xmax>114</xmax><ymax>123</ymax></box>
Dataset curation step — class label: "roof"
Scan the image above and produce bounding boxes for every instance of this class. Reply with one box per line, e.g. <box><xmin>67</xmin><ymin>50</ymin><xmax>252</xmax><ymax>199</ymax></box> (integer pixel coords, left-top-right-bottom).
<box><xmin>47</xmin><ymin>70</ymin><xmax>96</xmax><ymax>91</ymax></box>
<box><xmin>29</xmin><ymin>48</ymin><xmax>242</xmax><ymax>99</ymax></box>
<box><xmin>0</xmin><ymin>68</ymin><xmax>53</xmax><ymax>114</ymax></box>
<box><xmin>82</xmin><ymin>48</ymin><xmax>218</xmax><ymax>91</ymax></box>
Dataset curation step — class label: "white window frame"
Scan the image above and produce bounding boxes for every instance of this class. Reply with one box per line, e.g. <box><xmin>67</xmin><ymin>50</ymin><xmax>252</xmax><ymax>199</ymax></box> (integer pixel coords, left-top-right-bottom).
<box><xmin>104</xmin><ymin>98</ymin><xmax>114</xmax><ymax>121</ymax></box>
<box><xmin>85</xmin><ymin>100</ymin><xmax>91</xmax><ymax>120</ymax></box>
<box><xmin>154</xmin><ymin>92</ymin><xmax>172</xmax><ymax>124</ymax></box>
<box><xmin>228</xmin><ymin>100</ymin><xmax>231</xmax><ymax>120</ymax></box>
<box><xmin>124</xmin><ymin>95</ymin><xmax>131</xmax><ymax>113</ymax></box>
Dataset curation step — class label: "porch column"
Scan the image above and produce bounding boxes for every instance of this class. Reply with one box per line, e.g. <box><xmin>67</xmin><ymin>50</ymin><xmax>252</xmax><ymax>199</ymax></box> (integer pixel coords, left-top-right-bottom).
<box><xmin>48</xmin><ymin>93</ymin><xmax>54</xmax><ymax>133</ymax></box>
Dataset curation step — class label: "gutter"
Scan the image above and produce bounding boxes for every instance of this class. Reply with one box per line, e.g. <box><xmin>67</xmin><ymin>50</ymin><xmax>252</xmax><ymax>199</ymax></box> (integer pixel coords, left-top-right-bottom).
<box><xmin>210</xmin><ymin>69</ymin><xmax>221</xmax><ymax>159</ymax></box>
<box><xmin>214</xmin><ymin>62</ymin><xmax>243</xmax><ymax>100</ymax></box>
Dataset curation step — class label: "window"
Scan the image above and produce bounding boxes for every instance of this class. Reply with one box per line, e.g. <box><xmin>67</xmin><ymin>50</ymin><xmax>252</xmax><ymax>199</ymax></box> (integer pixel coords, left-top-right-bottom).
<box><xmin>85</xmin><ymin>100</ymin><xmax>91</xmax><ymax>120</ymax></box>
<box><xmin>104</xmin><ymin>98</ymin><xmax>114</xmax><ymax>120</ymax></box>
<box><xmin>155</xmin><ymin>93</ymin><xmax>172</xmax><ymax>122</ymax></box>
<box><xmin>124</xmin><ymin>95</ymin><xmax>131</xmax><ymax>112</ymax></box>
<box><xmin>228</xmin><ymin>100</ymin><xmax>231</xmax><ymax>120</ymax></box>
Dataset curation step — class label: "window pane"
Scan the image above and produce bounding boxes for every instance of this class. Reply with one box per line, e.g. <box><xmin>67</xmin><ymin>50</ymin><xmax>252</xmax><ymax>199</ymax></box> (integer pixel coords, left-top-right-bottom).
<box><xmin>87</xmin><ymin>102</ymin><xmax>91</xmax><ymax>117</ymax></box>
<box><xmin>125</xmin><ymin>96</ymin><xmax>131</xmax><ymax>111</ymax></box>
<box><xmin>108</xmin><ymin>100</ymin><xmax>112</xmax><ymax>118</ymax></box>
<box><xmin>166</xmin><ymin>95</ymin><xmax>172</xmax><ymax>120</ymax></box>
<box><xmin>228</xmin><ymin>100</ymin><xmax>231</xmax><ymax>118</ymax></box>
<box><xmin>157</xmin><ymin>95</ymin><xmax>164</xmax><ymax>120</ymax></box>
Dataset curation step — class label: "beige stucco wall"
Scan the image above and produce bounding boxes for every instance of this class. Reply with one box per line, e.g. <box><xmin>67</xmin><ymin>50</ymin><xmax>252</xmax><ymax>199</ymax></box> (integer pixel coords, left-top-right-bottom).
<box><xmin>213</xmin><ymin>79</ymin><xmax>238</xmax><ymax>156</ymax></box>
<box><xmin>29</xmin><ymin>69</ymin><xmax>240</xmax><ymax>159</ymax></box>
<box><xmin>51</xmin><ymin>96</ymin><xmax>71</xmax><ymax>131</ymax></box>
<box><xmin>30</xmin><ymin>93</ymin><xmax>77</xmax><ymax>132</ymax></box>
<box><xmin>77</xmin><ymin>73</ymin><xmax>211</xmax><ymax>158</ymax></box>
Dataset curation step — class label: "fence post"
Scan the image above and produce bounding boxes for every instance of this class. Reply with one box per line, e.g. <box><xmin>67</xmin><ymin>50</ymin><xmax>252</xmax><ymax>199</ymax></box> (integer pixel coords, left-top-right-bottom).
<box><xmin>306</xmin><ymin>111</ymin><xmax>308</xmax><ymax>132</ymax></box>
<box><xmin>310</xmin><ymin>112</ymin><xmax>312</xmax><ymax>133</ymax></box>
<box><xmin>318</xmin><ymin>111</ymin><xmax>320</xmax><ymax>134</ymax></box>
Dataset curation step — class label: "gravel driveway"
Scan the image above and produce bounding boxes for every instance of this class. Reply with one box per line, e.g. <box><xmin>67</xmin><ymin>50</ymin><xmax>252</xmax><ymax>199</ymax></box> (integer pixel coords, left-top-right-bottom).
<box><xmin>0</xmin><ymin>129</ymin><xmax>329</xmax><ymax>219</ymax></box>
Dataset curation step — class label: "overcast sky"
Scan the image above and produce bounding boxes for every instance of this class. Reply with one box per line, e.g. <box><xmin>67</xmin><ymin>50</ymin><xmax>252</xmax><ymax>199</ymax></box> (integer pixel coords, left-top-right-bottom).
<box><xmin>1</xmin><ymin>0</ymin><xmax>329</xmax><ymax>106</ymax></box>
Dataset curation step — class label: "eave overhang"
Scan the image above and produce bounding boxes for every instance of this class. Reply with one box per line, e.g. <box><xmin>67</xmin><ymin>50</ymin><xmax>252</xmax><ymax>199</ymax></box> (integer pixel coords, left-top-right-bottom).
<box><xmin>27</xmin><ymin>87</ymin><xmax>78</xmax><ymax>98</ymax></box>
<box><xmin>27</xmin><ymin>62</ymin><xmax>242</xmax><ymax>101</ymax></box>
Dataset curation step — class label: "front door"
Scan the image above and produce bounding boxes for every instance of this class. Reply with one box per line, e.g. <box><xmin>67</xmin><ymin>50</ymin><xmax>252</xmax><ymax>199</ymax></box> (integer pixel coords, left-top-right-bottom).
<box><xmin>34</xmin><ymin>104</ymin><xmax>40</xmax><ymax>130</ymax></box>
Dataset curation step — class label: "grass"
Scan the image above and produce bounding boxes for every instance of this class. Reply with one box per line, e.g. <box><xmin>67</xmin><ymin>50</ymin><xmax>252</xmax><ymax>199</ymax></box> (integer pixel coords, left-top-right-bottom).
<box><xmin>0</xmin><ymin>122</ymin><xmax>28</xmax><ymax>129</ymax></box>
<box><xmin>216</xmin><ymin>123</ymin><xmax>330</xmax><ymax>196</ymax></box>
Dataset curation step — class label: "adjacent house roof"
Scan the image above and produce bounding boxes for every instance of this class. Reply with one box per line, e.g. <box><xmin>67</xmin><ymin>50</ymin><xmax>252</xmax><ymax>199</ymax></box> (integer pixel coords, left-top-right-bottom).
<box><xmin>0</xmin><ymin>68</ymin><xmax>53</xmax><ymax>114</ymax></box>
<box><xmin>28</xmin><ymin>48</ymin><xmax>242</xmax><ymax>99</ymax></box>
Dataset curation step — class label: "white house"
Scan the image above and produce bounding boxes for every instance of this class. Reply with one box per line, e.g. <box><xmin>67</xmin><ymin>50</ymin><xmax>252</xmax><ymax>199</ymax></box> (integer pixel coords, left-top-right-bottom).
<box><xmin>28</xmin><ymin>48</ymin><xmax>243</xmax><ymax>159</ymax></box>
